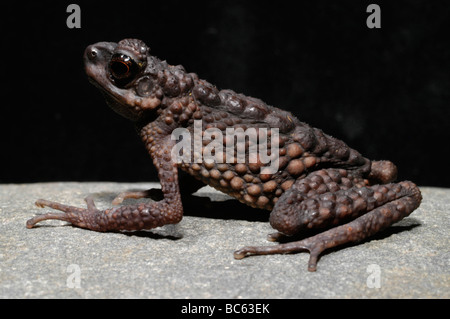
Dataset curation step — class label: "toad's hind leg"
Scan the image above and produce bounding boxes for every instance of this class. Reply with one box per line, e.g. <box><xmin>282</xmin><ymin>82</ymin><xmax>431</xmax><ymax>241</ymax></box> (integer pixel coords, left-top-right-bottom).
<box><xmin>234</xmin><ymin>176</ymin><xmax>422</xmax><ymax>271</ymax></box>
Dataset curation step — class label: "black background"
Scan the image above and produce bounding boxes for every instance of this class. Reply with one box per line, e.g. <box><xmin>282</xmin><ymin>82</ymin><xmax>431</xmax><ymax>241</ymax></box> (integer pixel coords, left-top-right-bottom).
<box><xmin>2</xmin><ymin>0</ymin><xmax>449</xmax><ymax>186</ymax></box>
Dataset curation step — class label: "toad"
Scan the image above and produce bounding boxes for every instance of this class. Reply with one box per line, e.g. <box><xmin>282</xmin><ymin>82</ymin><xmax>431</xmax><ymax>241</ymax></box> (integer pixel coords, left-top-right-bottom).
<box><xmin>27</xmin><ymin>39</ymin><xmax>422</xmax><ymax>271</ymax></box>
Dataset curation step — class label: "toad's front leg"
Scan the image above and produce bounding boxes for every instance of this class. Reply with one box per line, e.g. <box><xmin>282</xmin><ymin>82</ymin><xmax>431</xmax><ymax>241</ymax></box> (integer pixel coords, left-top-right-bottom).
<box><xmin>27</xmin><ymin>137</ymin><xmax>183</xmax><ymax>231</ymax></box>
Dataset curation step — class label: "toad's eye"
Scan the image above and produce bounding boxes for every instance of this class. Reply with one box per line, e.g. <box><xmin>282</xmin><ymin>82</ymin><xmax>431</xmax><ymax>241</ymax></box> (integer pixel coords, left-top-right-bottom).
<box><xmin>109</xmin><ymin>54</ymin><xmax>140</xmax><ymax>85</ymax></box>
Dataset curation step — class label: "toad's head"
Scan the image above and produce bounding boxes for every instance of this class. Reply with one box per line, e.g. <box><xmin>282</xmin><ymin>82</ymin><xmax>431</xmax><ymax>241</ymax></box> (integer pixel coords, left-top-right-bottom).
<box><xmin>84</xmin><ymin>39</ymin><xmax>193</xmax><ymax>122</ymax></box>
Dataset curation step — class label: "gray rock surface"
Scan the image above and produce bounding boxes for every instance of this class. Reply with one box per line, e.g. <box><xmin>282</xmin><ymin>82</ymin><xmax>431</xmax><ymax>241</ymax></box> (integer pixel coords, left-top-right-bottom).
<box><xmin>0</xmin><ymin>182</ymin><xmax>448</xmax><ymax>298</ymax></box>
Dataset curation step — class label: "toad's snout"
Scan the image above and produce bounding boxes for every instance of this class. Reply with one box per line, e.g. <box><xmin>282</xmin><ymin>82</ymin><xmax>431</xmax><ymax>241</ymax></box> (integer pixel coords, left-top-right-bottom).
<box><xmin>83</xmin><ymin>42</ymin><xmax>117</xmax><ymax>83</ymax></box>
<box><xmin>83</xmin><ymin>42</ymin><xmax>117</xmax><ymax>70</ymax></box>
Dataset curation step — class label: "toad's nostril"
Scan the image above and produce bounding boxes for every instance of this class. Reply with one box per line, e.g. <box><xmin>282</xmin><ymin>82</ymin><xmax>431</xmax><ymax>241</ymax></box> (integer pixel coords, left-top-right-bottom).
<box><xmin>85</xmin><ymin>45</ymin><xmax>98</xmax><ymax>60</ymax></box>
<box><xmin>89</xmin><ymin>48</ymin><xmax>97</xmax><ymax>60</ymax></box>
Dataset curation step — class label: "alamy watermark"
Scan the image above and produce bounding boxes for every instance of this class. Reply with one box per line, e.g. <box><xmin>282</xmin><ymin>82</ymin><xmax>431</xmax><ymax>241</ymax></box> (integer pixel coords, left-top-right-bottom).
<box><xmin>67</xmin><ymin>4</ymin><xmax>380</xmax><ymax>30</ymax></box>
<box><xmin>66</xmin><ymin>4</ymin><xmax>81</xmax><ymax>29</ymax></box>
<box><xmin>171</xmin><ymin>120</ymin><xmax>280</xmax><ymax>174</ymax></box>
<box><xmin>366</xmin><ymin>264</ymin><xmax>381</xmax><ymax>289</ymax></box>
<box><xmin>366</xmin><ymin>4</ymin><xmax>381</xmax><ymax>29</ymax></box>
<box><xmin>66</xmin><ymin>264</ymin><xmax>81</xmax><ymax>288</ymax></box>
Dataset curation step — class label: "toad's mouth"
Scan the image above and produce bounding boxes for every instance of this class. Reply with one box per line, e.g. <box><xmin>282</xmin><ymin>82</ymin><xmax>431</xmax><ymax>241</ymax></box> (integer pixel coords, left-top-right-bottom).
<box><xmin>86</xmin><ymin>72</ymin><xmax>145</xmax><ymax>122</ymax></box>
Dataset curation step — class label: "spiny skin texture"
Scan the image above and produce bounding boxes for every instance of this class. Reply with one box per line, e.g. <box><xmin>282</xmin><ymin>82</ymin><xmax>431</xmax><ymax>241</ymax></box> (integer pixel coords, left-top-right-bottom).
<box><xmin>27</xmin><ymin>39</ymin><xmax>422</xmax><ymax>271</ymax></box>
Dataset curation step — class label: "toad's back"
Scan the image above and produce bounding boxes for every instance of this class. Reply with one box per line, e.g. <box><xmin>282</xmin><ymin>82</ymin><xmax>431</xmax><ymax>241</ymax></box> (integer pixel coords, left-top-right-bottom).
<box><xmin>167</xmin><ymin>79</ymin><xmax>370</xmax><ymax>210</ymax></box>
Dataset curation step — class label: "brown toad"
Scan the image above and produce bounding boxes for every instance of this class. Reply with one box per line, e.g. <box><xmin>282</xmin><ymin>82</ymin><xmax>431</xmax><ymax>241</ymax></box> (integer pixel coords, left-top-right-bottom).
<box><xmin>27</xmin><ymin>39</ymin><xmax>422</xmax><ymax>271</ymax></box>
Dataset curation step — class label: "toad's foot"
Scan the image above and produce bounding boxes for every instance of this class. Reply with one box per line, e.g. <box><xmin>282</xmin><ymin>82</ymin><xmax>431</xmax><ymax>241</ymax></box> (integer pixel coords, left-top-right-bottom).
<box><xmin>27</xmin><ymin>193</ymin><xmax>183</xmax><ymax>232</ymax></box>
<box><xmin>234</xmin><ymin>181</ymin><xmax>421</xmax><ymax>271</ymax></box>
<box><xmin>27</xmin><ymin>197</ymin><xmax>100</xmax><ymax>229</ymax></box>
